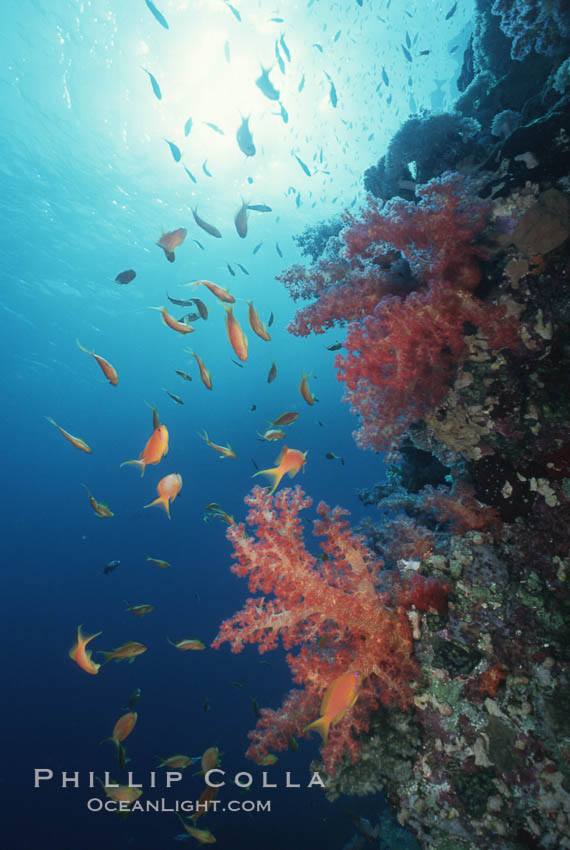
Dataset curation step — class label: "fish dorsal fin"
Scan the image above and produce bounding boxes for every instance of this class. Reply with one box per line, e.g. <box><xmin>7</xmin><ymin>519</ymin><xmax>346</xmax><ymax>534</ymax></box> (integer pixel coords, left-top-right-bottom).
<box><xmin>275</xmin><ymin>445</ymin><xmax>288</xmax><ymax>466</ymax></box>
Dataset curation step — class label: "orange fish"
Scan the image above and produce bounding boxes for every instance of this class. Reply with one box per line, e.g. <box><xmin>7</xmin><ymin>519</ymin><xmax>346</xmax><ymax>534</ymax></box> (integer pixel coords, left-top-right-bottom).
<box><xmin>102</xmin><ymin>711</ymin><xmax>138</xmax><ymax>749</ymax></box>
<box><xmin>247</xmin><ymin>301</ymin><xmax>271</xmax><ymax>341</ymax></box>
<box><xmin>303</xmin><ymin>671</ymin><xmax>361</xmax><ymax>745</ymax></box>
<box><xmin>168</xmin><ymin>638</ymin><xmax>206</xmax><ymax>651</ymax></box>
<box><xmin>99</xmin><ymin>778</ymin><xmax>143</xmax><ymax>804</ymax></box>
<box><xmin>76</xmin><ymin>340</ymin><xmax>119</xmax><ymax>386</ymax></box>
<box><xmin>157</xmin><ymin>754</ymin><xmax>193</xmax><ymax>769</ymax></box>
<box><xmin>188</xmin><ymin>350</ymin><xmax>213</xmax><ymax>390</ymax></box>
<box><xmin>156</xmin><ymin>227</ymin><xmax>187</xmax><ymax>262</ymax></box>
<box><xmin>191</xmin><ymin>786</ymin><xmax>219</xmax><ymax>823</ymax></box>
<box><xmin>144</xmin><ymin>473</ymin><xmax>182</xmax><ymax>518</ymax></box>
<box><xmin>69</xmin><ymin>625</ymin><xmax>102</xmax><ymax>675</ymax></box>
<box><xmin>82</xmin><ymin>483</ymin><xmax>114</xmax><ymax>517</ymax></box>
<box><xmin>176</xmin><ymin>814</ymin><xmax>216</xmax><ymax>844</ymax></box>
<box><xmin>198</xmin><ymin>746</ymin><xmax>220</xmax><ymax>774</ymax></box>
<box><xmin>299</xmin><ymin>371</ymin><xmax>315</xmax><ymax>406</ymax></box>
<box><xmin>185</xmin><ymin>279</ymin><xmax>235</xmax><ymax>304</ymax></box>
<box><xmin>200</xmin><ymin>430</ymin><xmax>236</xmax><ymax>459</ymax></box>
<box><xmin>124</xmin><ymin>601</ymin><xmax>154</xmax><ymax>616</ymax></box>
<box><xmin>271</xmin><ymin>411</ymin><xmax>299</xmax><ymax>427</ymax></box>
<box><xmin>99</xmin><ymin>641</ymin><xmax>147</xmax><ymax>664</ymax></box>
<box><xmin>253</xmin><ymin>445</ymin><xmax>307</xmax><ymax>494</ymax></box>
<box><xmin>145</xmin><ymin>554</ymin><xmax>171</xmax><ymax>568</ymax></box>
<box><xmin>257</xmin><ymin>428</ymin><xmax>285</xmax><ymax>441</ymax></box>
<box><xmin>121</xmin><ymin>424</ymin><xmax>169</xmax><ymax>476</ymax></box>
<box><xmin>253</xmin><ymin>753</ymin><xmax>278</xmax><ymax>766</ymax></box>
<box><xmin>224</xmin><ymin>305</ymin><xmax>248</xmax><ymax>362</ymax></box>
<box><xmin>151</xmin><ymin>306</ymin><xmax>195</xmax><ymax>334</ymax></box>
<box><xmin>46</xmin><ymin>417</ymin><xmax>92</xmax><ymax>454</ymax></box>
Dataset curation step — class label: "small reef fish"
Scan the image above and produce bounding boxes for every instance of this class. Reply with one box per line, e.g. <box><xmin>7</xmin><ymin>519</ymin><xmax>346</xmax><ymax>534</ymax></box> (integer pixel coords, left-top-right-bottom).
<box><xmin>254</xmin><ymin>754</ymin><xmax>278</xmax><ymax>765</ymax></box>
<box><xmin>168</xmin><ymin>638</ymin><xmax>206</xmax><ymax>651</ymax></box>
<box><xmin>157</xmin><ymin>755</ymin><xmax>193</xmax><ymax>769</ymax></box>
<box><xmin>125</xmin><ymin>601</ymin><xmax>154</xmax><ymax>616</ymax></box>
<box><xmin>144</xmin><ymin>473</ymin><xmax>182</xmax><ymax>518</ymax></box>
<box><xmin>298</xmin><ymin>74</ymin><xmax>305</xmax><ymax>92</ymax></box>
<box><xmin>236</xmin><ymin>263</ymin><xmax>249</xmax><ymax>275</ymax></box>
<box><xmin>236</xmin><ymin>116</ymin><xmax>255</xmax><ymax>156</ymax></box>
<box><xmin>247</xmin><ymin>203</ymin><xmax>272</xmax><ymax>212</ymax></box>
<box><xmin>382</xmin><ymin>66</ymin><xmax>389</xmax><ymax>85</ymax></box>
<box><xmin>225</xmin><ymin>1</ymin><xmax>241</xmax><ymax>21</ymax></box>
<box><xmin>232</xmin><ymin>359</ymin><xmax>244</xmax><ymax>368</ymax></box>
<box><xmin>299</xmin><ymin>371</ymin><xmax>315</xmax><ymax>406</ymax></box>
<box><xmin>167</xmin><ymin>293</ymin><xmax>195</xmax><ymax>307</ymax></box>
<box><xmin>253</xmin><ymin>445</ymin><xmax>307</xmax><ymax>494</ymax></box>
<box><xmin>271</xmin><ymin>411</ymin><xmax>299</xmax><ymax>427</ymax></box>
<box><xmin>127</xmin><ymin>688</ymin><xmax>141</xmax><ymax>710</ymax></box>
<box><xmin>288</xmin><ymin>735</ymin><xmax>299</xmax><ymax>752</ymax></box>
<box><xmin>268</xmin><ymin>311</ymin><xmax>274</xmax><ymax>327</ymax></box>
<box><xmin>324</xmin><ymin>71</ymin><xmax>338</xmax><ymax>107</ymax></box>
<box><xmin>141</xmin><ymin>67</ymin><xmax>162</xmax><ymax>99</ymax></box>
<box><xmin>247</xmin><ymin>301</ymin><xmax>271</xmax><ymax>341</ymax></box>
<box><xmin>146</xmin><ymin>401</ymin><xmax>161</xmax><ymax>431</ymax></box>
<box><xmin>402</xmin><ymin>44</ymin><xmax>412</xmax><ymax>62</ymax></box>
<box><xmin>176</xmin><ymin>816</ymin><xmax>215</xmax><ymax>845</ymax></box>
<box><xmin>156</xmin><ymin>228</ymin><xmax>187</xmax><ymax>262</ymax></box>
<box><xmin>279</xmin><ymin>33</ymin><xmax>291</xmax><ymax>61</ymax></box>
<box><xmin>255</xmin><ymin>65</ymin><xmax>280</xmax><ymax>100</ymax></box>
<box><xmin>275</xmin><ymin>101</ymin><xmax>288</xmax><ymax>122</ymax></box>
<box><xmin>121</xmin><ymin>423</ymin><xmax>169</xmax><ymax>477</ymax></box>
<box><xmin>304</xmin><ymin>671</ymin><xmax>360</xmax><ymax>744</ymax></box>
<box><xmin>294</xmin><ymin>154</ymin><xmax>311</xmax><ymax>176</ymax></box>
<box><xmin>191</xmin><ymin>787</ymin><xmax>219</xmax><ymax>823</ymax></box>
<box><xmin>115</xmin><ymin>269</ymin><xmax>136</xmax><ymax>285</ymax></box>
<box><xmin>202</xmin><ymin>159</ymin><xmax>212</xmax><ymax>177</ymax></box>
<box><xmin>275</xmin><ymin>40</ymin><xmax>285</xmax><ymax>74</ymax></box>
<box><xmin>164</xmin><ymin>139</ymin><xmax>182</xmax><ymax>162</ymax></box>
<box><xmin>253</xmin><ymin>242</ymin><xmax>263</xmax><ymax>254</ymax></box>
<box><xmin>184</xmin><ymin>166</ymin><xmax>197</xmax><ymax>183</ymax></box>
<box><xmin>234</xmin><ymin>199</ymin><xmax>248</xmax><ymax>238</ymax></box>
<box><xmin>227</xmin><ymin>263</ymin><xmax>235</xmax><ymax>276</ymax></box>
<box><xmin>76</xmin><ymin>339</ymin><xmax>118</xmax><ymax>386</ymax></box>
<box><xmin>204</xmin><ymin>505</ymin><xmax>235</xmax><ymax>525</ymax></box>
<box><xmin>200</xmin><ymin>430</ymin><xmax>236</xmax><ymax>459</ymax></box>
<box><xmin>225</xmin><ymin>304</ymin><xmax>248</xmax><ymax>361</ymax></box>
<box><xmin>144</xmin><ymin>0</ymin><xmax>169</xmax><ymax>29</ymax></box>
<box><xmin>175</xmin><ymin>370</ymin><xmax>192</xmax><ymax>382</ymax></box>
<box><xmin>251</xmin><ymin>697</ymin><xmax>261</xmax><ymax>718</ymax></box>
<box><xmin>69</xmin><ymin>625</ymin><xmax>101</xmax><ymax>675</ymax></box>
<box><xmin>267</xmin><ymin>362</ymin><xmax>277</xmax><ymax>383</ymax></box>
<box><xmin>104</xmin><ymin>560</ymin><xmax>120</xmax><ymax>575</ymax></box>
<box><xmin>275</xmin><ymin>242</ymin><xmax>283</xmax><ymax>257</ymax></box>
<box><xmin>313</xmin><ymin>42</ymin><xmax>323</xmax><ymax>52</ymax></box>
<box><xmin>99</xmin><ymin>779</ymin><xmax>142</xmax><ymax>805</ymax></box>
<box><xmin>163</xmin><ymin>389</ymin><xmax>184</xmax><ymax>405</ymax></box>
<box><xmin>45</xmin><ymin>417</ymin><xmax>92</xmax><ymax>454</ymax></box>
<box><xmin>188</xmin><ymin>350</ymin><xmax>213</xmax><ymax>390</ymax></box>
<box><xmin>145</xmin><ymin>554</ymin><xmax>171</xmax><ymax>568</ymax></box>
<box><xmin>82</xmin><ymin>484</ymin><xmax>114</xmax><ymax>518</ymax></box>
<box><xmin>187</xmin><ymin>279</ymin><xmax>235</xmax><ymax>303</ymax></box>
<box><xmin>198</xmin><ymin>746</ymin><xmax>220</xmax><ymax>774</ymax></box>
<box><xmin>102</xmin><ymin>712</ymin><xmax>138</xmax><ymax>750</ymax></box>
<box><xmin>191</xmin><ymin>206</ymin><xmax>221</xmax><ymax>238</ymax></box>
<box><xmin>326</xmin><ymin>342</ymin><xmax>342</xmax><ymax>351</ymax></box>
<box><xmin>99</xmin><ymin>641</ymin><xmax>147</xmax><ymax>664</ymax></box>
<box><xmin>203</xmin><ymin>121</ymin><xmax>224</xmax><ymax>135</ymax></box>
<box><xmin>258</xmin><ymin>428</ymin><xmax>285</xmax><ymax>441</ymax></box>
<box><xmin>151</xmin><ymin>306</ymin><xmax>194</xmax><ymax>334</ymax></box>
<box><xmin>184</xmin><ymin>117</ymin><xmax>193</xmax><ymax>136</ymax></box>
<box><xmin>445</xmin><ymin>1</ymin><xmax>457</xmax><ymax>19</ymax></box>
<box><xmin>193</xmin><ymin>239</ymin><xmax>205</xmax><ymax>250</ymax></box>
<box><xmin>191</xmin><ymin>297</ymin><xmax>208</xmax><ymax>319</ymax></box>
<box><xmin>325</xmin><ymin>452</ymin><xmax>345</xmax><ymax>465</ymax></box>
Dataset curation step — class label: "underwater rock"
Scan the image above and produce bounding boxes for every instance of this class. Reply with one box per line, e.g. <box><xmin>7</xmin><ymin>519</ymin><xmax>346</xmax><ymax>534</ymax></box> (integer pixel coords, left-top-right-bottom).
<box><xmin>512</xmin><ymin>189</ymin><xmax>570</xmax><ymax>256</ymax></box>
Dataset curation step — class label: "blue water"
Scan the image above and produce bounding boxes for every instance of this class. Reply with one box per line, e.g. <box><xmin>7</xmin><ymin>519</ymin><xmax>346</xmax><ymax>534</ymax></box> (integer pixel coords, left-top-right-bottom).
<box><xmin>1</xmin><ymin>0</ymin><xmax>472</xmax><ymax>846</ymax></box>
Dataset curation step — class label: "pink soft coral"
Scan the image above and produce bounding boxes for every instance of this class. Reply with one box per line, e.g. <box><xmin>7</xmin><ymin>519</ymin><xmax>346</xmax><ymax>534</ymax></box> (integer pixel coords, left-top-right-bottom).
<box><xmin>213</xmin><ymin>486</ymin><xmax>447</xmax><ymax>775</ymax></box>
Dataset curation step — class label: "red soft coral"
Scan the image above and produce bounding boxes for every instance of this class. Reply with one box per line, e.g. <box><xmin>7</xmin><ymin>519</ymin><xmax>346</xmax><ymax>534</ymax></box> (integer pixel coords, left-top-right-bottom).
<box><xmin>213</xmin><ymin>485</ymin><xmax>430</xmax><ymax>775</ymax></box>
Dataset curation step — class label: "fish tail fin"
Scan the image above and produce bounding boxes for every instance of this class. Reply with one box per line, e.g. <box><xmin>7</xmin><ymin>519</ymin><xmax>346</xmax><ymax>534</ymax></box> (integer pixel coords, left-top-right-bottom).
<box><xmin>76</xmin><ymin>338</ymin><xmax>91</xmax><ymax>355</ymax></box>
<box><xmin>45</xmin><ymin>416</ymin><xmax>57</xmax><ymax>428</ymax></box>
<box><xmin>144</xmin><ymin>496</ymin><xmax>171</xmax><ymax>518</ymax></box>
<box><xmin>199</xmin><ymin>429</ymin><xmax>209</xmax><ymax>445</ymax></box>
<box><xmin>120</xmin><ymin>459</ymin><xmax>145</xmax><ymax>477</ymax></box>
<box><xmin>252</xmin><ymin>466</ymin><xmax>283</xmax><ymax>495</ymax></box>
<box><xmin>97</xmin><ymin>651</ymin><xmax>112</xmax><ymax>665</ymax></box>
<box><xmin>303</xmin><ymin>716</ymin><xmax>331</xmax><ymax>745</ymax></box>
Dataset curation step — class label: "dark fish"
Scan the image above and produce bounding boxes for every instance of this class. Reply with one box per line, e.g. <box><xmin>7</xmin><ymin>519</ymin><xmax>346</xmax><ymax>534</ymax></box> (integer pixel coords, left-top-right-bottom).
<box><xmin>175</xmin><ymin>370</ymin><xmax>192</xmax><ymax>381</ymax></box>
<box><xmin>356</xmin><ymin>0</ymin><xmax>363</xmax><ymax>5</ymax></box>
<box><xmin>249</xmin><ymin>404</ymin><xmax>256</xmax><ymax>412</ymax></box>
<box><xmin>192</xmin><ymin>206</ymin><xmax>221</xmax><ymax>238</ymax></box>
<box><xmin>449</xmin><ymin>45</ymin><xmax>459</xmax><ymax>53</ymax></box>
<box><xmin>298</xmin><ymin>74</ymin><xmax>305</xmax><ymax>92</ymax></box>
<box><xmin>275</xmin><ymin>242</ymin><xmax>283</xmax><ymax>258</ymax></box>
<box><xmin>236</xmin><ymin>263</ymin><xmax>249</xmax><ymax>275</ymax></box>
<box><xmin>269</xmin><ymin>17</ymin><xmax>284</xmax><ymax>22</ymax></box>
<box><xmin>193</xmin><ymin>239</ymin><xmax>205</xmax><ymax>250</ymax></box>
<box><xmin>224</xmin><ymin>40</ymin><xmax>230</xmax><ymax>63</ymax></box>
<box><xmin>419</xmin><ymin>49</ymin><xmax>430</xmax><ymax>55</ymax></box>
<box><xmin>312</xmin><ymin>43</ymin><xmax>323</xmax><ymax>52</ymax></box>
<box><xmin>295</xmin><ymin>192</ymin><xmax>301</xmax><ymax>207</ymax></box>
<box><xmin>318</xmin><ymin>420</ymin><xmax>324</xmax><ymax>426</ymax></box>
<box><xmin>127</xmin><ymin>688</ymin><xmax>141</xmax><ymax>710</ymax></box>
<box><xmin>333</xmin><ymin>30</ymin><xmax>341</xmax><ymax>42</ymax></box>
<box><xmin>231</xmin><ymin>681</ymin><xmax>244</xmax><ymax>688</ymax></box>
<box><xmin>275</xmin><ymin>102</ymin><xmax>288</xmax><ymax>123</ymax></box>
<box><xmin>236</xmin><ymin>115</ymin><xmax>255</xmax><ymax>156</ymax></box>
<box><xmin>268</xmin><ymin>312</ymin><xmax>274</xmax><ymax>327</ymax></box>
<box><xmin>251</xmin><ymin>697</ymin><xmax>261</xmax><ymax>718</ymax></box>
<box><xmin>275</xmin><ymin>40</ymin><xmax>285</xmax><ymax>74</ymax></box>
<box><xmin>203</xmin><ymin>699</ymin><xmax>210</xmax><ymax>712</ymax></box>
<box><xmin>232</xmin><ymin>359</ymin><xmax>244</xmax><ymax>368</ymax></box>
<box><xmin>445</xmin><ymin>1</ymin><xmax>457</xmax><ymax>19</ymax></box>
<box><xmin>226</xmin><ymin>2</ymin><xmax>241</xmax><ymax>21</ymax></box>
<box><xmin>164</xmin><ymin>389</ymin><xmax>184</xmax><ymax>405</ymax></box>
<box><xmin>288</xmin><ymin>736</ymin><xmax>299</xmax><ymax>752</ymax></box>
<box><xmin>267</xmin><ymin>362</ymin><xmax>277</xmax><ymax>383</ymax></box>
<box><xmin>255</xmin><ymin>66</ymin><xmax>280</xmax><ymax>100</ymax></box>
<box><xmin>247</xmin><ymin>203</ymin><xmax>272</xmax><ymax>212</ymax></box>
<box><xmin>382</xmin><ymin>66</ymin><xmax>389</xmax><ymax>86</ymax></box>
<box><xmin>146</xmin><ymin>401</ymin><xmax>160</xmax><ymax>430</ymax></box>
<box><xmin>144</xmin><ymin>0</ymin><xmax>169</xmax><ymax>29</ymax></box>
<box><xmin>405</xmin><ymin>31</ymin><xmax>411</xmax><ymax>48</ymax></box>
<box><xmin>251</xmin><ymin>459</ymin><xmax>259</xmax><ymax>470</ymax></box>
<box><xmin>227</xmin><ymin>263</ymin><xmax>236</xmax><ymax>276</ymax></box>
<box><xmin>115</xmin><ymin>269</ymin><xmax>136</xmax><ymax>285</ymax></box>
<box><xmin>192</xmin><ymin>298</ymin><xmax>208</xmax><ymax>320</ymax></box>
<box><xmin>402</xmin><ymin>45</ymin><xmax>412</xmax><ymax>62</ymax></box>
<box><xmin>279</xmin><ymin>34</ymin><xmax>291</xmax><ymax>61</ymax></box>
<box><xmin>294</xmin><ymin>154</ymin><xmax>311</xmax><ymax>176</ymax></box>
<box><xmin>164</xmin><ymin>139</ymin><xmax>181</xmax><ymax>162</ymax></box>
<box><xmin>326</xmin><ymin>342</ymin><xmax>342</xmax><ymax>351</ymax></box>
<box><xmin>183</xmin><ymin>166</ymin><xmax>197</xmax><ymax>183</ymax></box>
<box><xmin>178</xmin><ymin>312</ymin><xmax>200</xmax><ymax>323</ymax></box>
<box><xmin>103</xmin><ymin>560</ymin><xmax>120</xmax><ymax>575</ymax></box>
<box><xmin>324</xmin><ymin>72</ymin><xmax>337</xmax><ymax>107</ymax></box>
<box><xmin>203</xmin><ymin>121</ymin><xmax>224</xmax><ymax>135</ymax></box>
<box><xmin>167</xmin><ymin>293</ymin><xmax>195</xmax><ymax>307</ymax></box>
<box><xmin>325</xmin><ymin>452</ymin><xmax>344</xmax><ymax>465</ymax></box>
<box><xmin>253</xmin><ymin>242</ymin><xmax>263</xmax><ymax>254</ymax></box>
<box><xmin>184</xmin><ymin>117</ymin><xmax>193</xmax><ymax>136</ymax></box>
<box><xmin>202</xmin><ymin>160</ymin><xmax>212</xmax><ymax>177</ymax></box>
<box><xmin>142</xmin><ymin>67</ymin><xmax>162</xmax><ymax>100</ymax></box>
